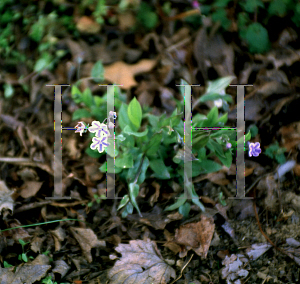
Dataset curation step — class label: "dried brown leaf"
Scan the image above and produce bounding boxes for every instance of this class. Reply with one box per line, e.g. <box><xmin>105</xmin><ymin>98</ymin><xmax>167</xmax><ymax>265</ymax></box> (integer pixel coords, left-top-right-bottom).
<box><xmin>108</xmin><ymin>238</ymin><xmax>176</xmax><ymax>284</ymax></box>
<box><xmin>174</xmin><ymin>215</ymin><xmax>215</xmax><ymax>258</ymax></box>
<box><xmin>70</xmin><ymin>227</ymin><xmax>106</xmax><ymax>263</ymax></box>
<box><xmin>104</xmin><ymin>60</ymin><xmax>156</xmax><ymax>89</ymax></box>
<box><xmin>20</xmin><ymin>181</ymin><xmax>43</xmax><ymax>198</ymax></box>
<box><xmin>0</xmin><ymin>263</ymin><xmax>51</xmax><ymax>284</ymax></box>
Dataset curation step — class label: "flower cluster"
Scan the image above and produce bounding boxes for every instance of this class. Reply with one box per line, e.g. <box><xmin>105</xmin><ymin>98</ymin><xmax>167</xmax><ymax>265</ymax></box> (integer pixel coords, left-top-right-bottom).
<box><xmin>74</xmin><ymin>112</ymin><xmax>117</xmax><ymax>153</ymax></box>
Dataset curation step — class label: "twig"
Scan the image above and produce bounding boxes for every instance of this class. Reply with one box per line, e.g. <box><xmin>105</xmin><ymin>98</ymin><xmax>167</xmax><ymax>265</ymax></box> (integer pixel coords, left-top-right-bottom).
<box><xmin>170</xmin><ymin>253</ymin><xmax>194</xmax><ymax>284</ymax></box>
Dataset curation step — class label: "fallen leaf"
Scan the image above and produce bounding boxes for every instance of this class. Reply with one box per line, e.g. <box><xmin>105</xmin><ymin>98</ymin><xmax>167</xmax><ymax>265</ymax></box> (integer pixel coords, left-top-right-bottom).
<box><xmin>108</xmin><ymin>238</ymin><xmax>176</xmax><ymax>284</ymax></box>
<box><xmin>104</xmin><ymin>59</ymin><xmax>156</xmax><ymax>89</ymax></box>
<box><xmin>0</xmin><ymin>263</ymin><xmax>51</xmax><ymax>284</ymax></box>
<box><xmin>174</xmin><ymin>215</ymin><xmax>215</xmax><ymax>258</ymax></box>
<box><xmin>19</xmin><ymin>181</ymin><xmax>43</xmax><ymax>198</ymax></box>
<box><xmin>70</xmin><ymin>227</ymin><xmax>106</xmax><ymax>263</ymax></box>
<box><xmin>76</xmin><ymin>16</ymin><xmax>101</xmax><ymax>34</ymax></box>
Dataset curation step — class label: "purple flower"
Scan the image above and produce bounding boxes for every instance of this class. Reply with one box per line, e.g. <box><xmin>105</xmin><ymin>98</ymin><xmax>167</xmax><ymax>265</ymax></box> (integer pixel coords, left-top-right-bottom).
<box><xmin>248</xmin><ymin>142</ymin><xmax>261</xmax><ymax>157</ymax></box>
<box><xmin>226</xmin><ymin>142</ymin><xmax>232</xmax><ymax>149</ymax></box>
<box><xmin>192</xmin><ymin>0</ymin><xmax>200</xmax><ymax>9</ymax></box>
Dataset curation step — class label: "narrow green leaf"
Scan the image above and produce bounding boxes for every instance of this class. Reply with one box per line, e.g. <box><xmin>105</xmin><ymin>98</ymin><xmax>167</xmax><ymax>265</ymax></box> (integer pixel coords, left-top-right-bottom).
<box><xmin>164</xmin><ymin>194</ymin><xmax>186</xmax><ymax>211</ymax></box>
<box><xmin>117</xmin><ymin>195</ymin><xmax>129</xmax><ymax>210</ymax></box>
<box><xmin>123</xmin><ymin>125</ymin><xmax>148</xmax><ymax>137</ymax></box>
<box><xmin>129</xmin><ymin>183</ymin><xmax>141</xmax><ymax>216</ymax></box>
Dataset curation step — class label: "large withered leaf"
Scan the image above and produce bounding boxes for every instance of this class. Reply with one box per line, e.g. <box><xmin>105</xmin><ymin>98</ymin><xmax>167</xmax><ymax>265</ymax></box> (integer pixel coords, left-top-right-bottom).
<box><xmin>108</xmin><ymin>238</ymin><xmax>176</xmax><ymax>284</ymax></box>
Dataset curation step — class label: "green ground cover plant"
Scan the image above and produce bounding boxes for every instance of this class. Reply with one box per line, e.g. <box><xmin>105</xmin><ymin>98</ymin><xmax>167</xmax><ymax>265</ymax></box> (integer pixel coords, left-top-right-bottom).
<box><xmin>72</xmin><ymin>70</ymin><xmax>252</xmax><ymax>218</ymax></box>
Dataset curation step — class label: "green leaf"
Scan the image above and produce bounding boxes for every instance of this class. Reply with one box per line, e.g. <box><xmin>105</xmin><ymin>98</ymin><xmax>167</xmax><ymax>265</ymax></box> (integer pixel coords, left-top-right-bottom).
<box><xmin>145</xmin><ymin>113</ymin><xmax>159</xmax><ymax>128</ymax></box>
<box><xmin>240</xmin><ymin>0</ymin><xmax>264</xmax><ymax>13</ymax></box>
<box><xmin>237</xmin><ymin>130</ymin><xmax>251</xmax><ymax>145</ymax></box>
<box><xmin>94</xmin><ymin>95</ymin><xmax>104</xmax><ymax>107</ymax></box>
<box><xmin>248</xmin><ymin>125</ymin><xmax>259</xmax><ymax>138</ymax></box>
<box><xmin>121</xmin><ymin>134</ymin><xmax>135</xmax><ymax>149</ymax></box>
<box><xmin>292</xmin><ymin>3</ymin><xmax>300</xmax><ymax>27</ymax></box>
<box><xmin>19</xmin><ymin>239</ymin><xmax>27</xmax><ymax>247</ymax></box>
<box><xmin>211</xmin><ymin>8</ymin><xmax>231</xmax><ymax>30</ymax></box>
<box><xmin>127</xmin><ymin>154</ymin><xmax>149</xmax><ymax>184</ymax></box>
<box><xmin>213</xmin><ymin>0</ymin><xmax>231</xmax><ymax>8</ymax></box>
<box><xmin>126</xmin><ymin>201</ymin><xmax>134</xmax><ymax>214</ymax></box>
<box><xmin>85</xmin><ymin>146</ymin><xmax>103</xmax><ymax>158</ymax></box>
<box><xmin>30</xmin><ymin>20</ymin><xmax>45</xmax><ymax>42</ymax></box>
<box><xmin>143</xmin><ymin>133</ymin><xmax>163</xmax><ymax>157</ymax></box>
<box><xmin>4</xmin><ymin>83</ymin><xmax>14</xmax><ymax>98</ymax></box>
<box><xmin>268</xmin><ymin>0</ymin><xmax>289</xmax><ymax>16</ymax></box>
<box><xmin>106</xmin><ymin>142</ymin><xmax>118</xmax><ymax>157</ymax></box>
<box><xmin>3</xmin><ymin>261</ymin><xmax>13</xmax><ymax>268</ymax></box>
<box><xmin>129</xmin><ymin>183</ymin><xmax>141</xmax><ymax>216</ymax></box>
<box><xmin>178</xmin><ymin>161</ymin><xmax>206</xmax><ymax>178</ymax></box>
<box><xmin>123</xmin><ymin>125</ymin><xmax>148</xmax><ymax>137</ymax></box>
<box><xmin>149</xmin><ymin>159</ymin><xmax>170</xmax><ymax>179</ymax></box>
<box><xmin>99</xmin><ymin>161</ymin><xmax>123</xmax><ymax>173</ymax></box>
<box><xmin>199</xmin><ymin>92</ymin><xmax>233</xmax><ymax>103</ymax></box>
<box><xmin>164</xmin><ymin>194</ymin><xmax>187</xmax><ymax>211</ymax></box>
<box><xmin>209</xmin><ymin>139</ymin><xmax>226</xmax><ymax>158</ymax></box>
<box><xmin>216</xmin><ymin>150</ymin><xmax>232</xmax><ymax>168</ymax></box>
<box><xmin>207</xmin><ymin>76</ymin><xmax>236</xmax><ymax>94</ymax></box>
<box><xmin>179</xmin><ymin>202</ymin><xmax>191</xmax><ymax>218</ymax></box>
<box><xmin>198</xmin><ymin>159</ymin><xmax>222</xmax><ymax>173</ymax></box>
<box><xmin>206</xmin><ymin>106</ymin><xmax>219</xmax><ymax>126</ymax></box>
<box><xmin>117</xmin><ymin>195</ymin><xmax>129</xmax><ymax>210</ymax></box>
<box><xmin>34</xmin><ymin>53</ymin><xmax>53</xmax><ymax>72</ymax></box>
<box><xmin>22</xmin><ymin>253</ymin><xmax>28</xmax><ymax>262</ymax></box>
<box><xmin>243</xmin><ymin>23</ymin><xmax>270</xmax><ymax>54</ymax></box>
<box><xmin>71</xmin><ymin>85</ymin><xmax>82</xmax><ymax>104</ymax></box>
<box><xmin>115</xmin><ymin>153</ymin><xmax>134</xmax><ymax>168</ymax></box>
<box><xmin>275</xmin><ymin>153</ymin><xmax>286</xmax><ymax>165</ymax></box>
<box><xmin>128</xmin><ymin>97</ymin><xmax>142</xmax><ymax>129</ymax></box>
<box><xmin>192</xmin><ymin>132</ymin><xmax>210</xmax><ymax>149</ymax></box>
<box><xmin>137</xmin><ymin>2</ymin><xmax>158</xmax><ymax>30</ymax></box>
<box><xmin>91</xmin><ymin>60</ymin><xmax>104</xmax><ymax>82</ymax></box>
<box><xmin>82</xmin><ymin>88</ymin><xmax>94</xmax><ymax>108</ymax></box>
<box><xmin>118</xmin><ymin>103</ymin><xmax>130</xmax><ymax>131</ymax></box>
<box><xmin>72</xmin><ymin>109</ymin><xmax>92</xmax><ymax>120</ymax></box>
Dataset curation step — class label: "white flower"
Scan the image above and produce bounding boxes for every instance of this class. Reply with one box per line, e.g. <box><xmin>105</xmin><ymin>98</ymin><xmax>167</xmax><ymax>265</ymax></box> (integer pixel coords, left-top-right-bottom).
<box><xmin>88</xmin><ymin>121</ymin><xmax>109</xmax><ymax>138</ymax></box>
<box><xmin>75</xmin><ymin>122</ymin><xmax>86</xmax><ymax>136</ymax></box>
<box><xmin>90</xmin><ymin>136</ymin><xmax>109</xmax><ymax>153</ymax></box>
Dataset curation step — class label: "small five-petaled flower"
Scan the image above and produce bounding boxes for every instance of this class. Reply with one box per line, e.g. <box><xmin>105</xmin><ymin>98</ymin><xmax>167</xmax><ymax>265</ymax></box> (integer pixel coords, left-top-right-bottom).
<box><xmin>88</xmin><ymin>121</ymin><xmax>109</xmax><ymax>137</ymax></box>
<box><xmin>90</xmin><ymin>136</ymin><xmax>109</xmax><ymax>153</ymax></box>
<box><xmin>248</xmin><ymin>142</ymin><xmax>261</xmax><ymax>157</ymax></box>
